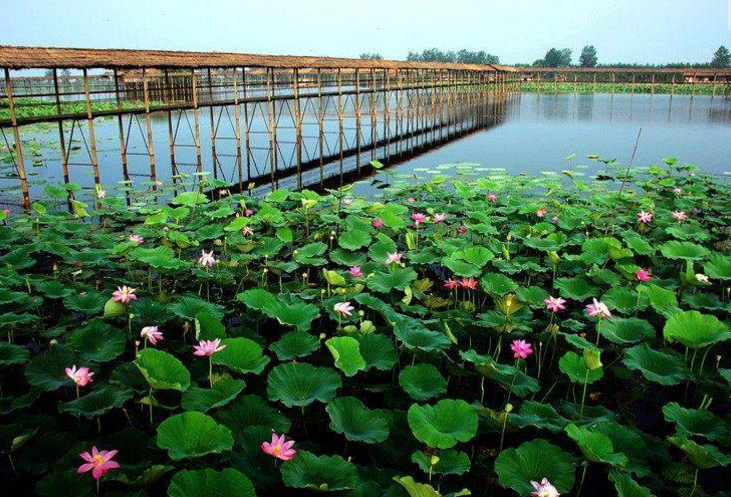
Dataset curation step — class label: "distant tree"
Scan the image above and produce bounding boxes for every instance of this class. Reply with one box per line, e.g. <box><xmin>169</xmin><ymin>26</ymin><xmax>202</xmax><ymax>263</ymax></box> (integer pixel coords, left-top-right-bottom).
<box><xmin>405</xmin><ymin>48</ymin><xmax>498</xmax><ymax>65</ymax></box>
<box><xmin>711</xmin><ymin>45</ymin><xmax>730</xmax><ymax>68</ymax></box>
<box><xmin>359</xmin><ymin>53</ymin><xmax>383</xmax><ymax>60</ymax></box>
<box><xmin>543</xmin><ymin>48</ymin><xmax>572</xmax><ymax>67</ymax></box>
<box><xmin>579</xmin><ymin>45</ymin><xmax>598</xmax><ymax>67</ymax></box>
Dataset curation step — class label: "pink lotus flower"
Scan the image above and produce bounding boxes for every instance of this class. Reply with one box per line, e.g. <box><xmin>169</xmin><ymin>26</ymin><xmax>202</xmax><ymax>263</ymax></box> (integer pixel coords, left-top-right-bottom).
<box><xmin>112</xmin><ymin>286</ymin><xmax>137</xmax><ymax>304</ymax></box>
<box><xmin>458</xmin><ymin>225</ymin><xmax>468</xmax><ymax>234</ymax></box>
<box><xmin>511</xmin><ymin>339</ymin><xmax>534</xmax><ymax>359</ymax></box>
<box><xmin>372</xmin><ymin>218</ymin><xmax>383</xmax><ymax>228</ymax></box>
<box><xmin>433</xmin><ymin>213</ymin><xmax>447</xmax><ymax>223</ymax></box>
<box><xmin>673</xmin><ymin>187</ymin><xmax>682</xmax><ymax>195</ymax></box>
<box><xmin>348</xmin><ymin>266</ymin><xmax>363</xmax><ymax>277</ymax></box>
<box><xmin>672</xmin><ymin>211</ymin><xmax>688</xmax><ymax>222</ymax></box>
<box><xmin>695</xmin><ymin>273</ymin><xmax>710</xmax><ymax>284</ymax></box>
<box><xmin>97</xmin><ymin>189</ymin><xmax>106</xmax><ymax>199</ymax></box>
<box><xmin>244</xmin><ymin>209</ymin><xmax>254</xmax><ymax>217</ymax></box>
<box><xmin>193</xmin><ymin>338</ymin><xmax>226</xmax><ymax>356</ymax></box>
<box><xmin>198</xmin><ymin>250</ymin><xmax>216</xmax><ymax>267</ymax></box>
<box><xmin>536</xmin><ymin>208</ymin><xmax>547</xmax><ymax>218</ymax></box>
<box><xmin>66</xmin><ymin>365</ymin><xmax>94</xmax><ymax>387</ymax></box>
<box><xmin>551</xmin><ymin>216</ymin><xmax>558</xmax><ymax>224</ymax></box>
<box><xmin>635</xmin><ymin>269</ymin><xmax>652</xmax><ymax>282</ymax></box>
<box><xmin>459</xmin><ymin>277</ymin><xmax>478</xmax><ymax>290</ymax></box>
<box><xmin>443</xmin><ymin>279</ymin><xmax>459</xmax><ymax>290</ymax></box>
<box><xmin>411</xmin><ymin>213</ymin><xmax>428</xmax><ymax>225</ymax></box>
<box><xmin>407</xmin><ymin>197</ymin><xmax>416</xmax><ymax>203</ymax></box>
<box><xmin>531</xmin><ymin>478</ymin><xmax>560</xmax><ymax>497</ymax></box>
<box><xmin>343</xmin><ymin>198</ymin><xmax>354</xmax><ymax>206</ymax></box>
<box><xmin>385</xmin><ymin>252</ymin><xmax>403</xmax><ymax>265</ymax></box>
<box><xmin>586</xmin><ymin>298</ymin><xmax>611</xmax><ymax>319</ymax></box>
<box><xmin>261</xmin><ymin>433</ymin><xmax>296</xmax><ymax>461</ymax></box>
<box><xmin>637</xmin><ymin>211</ymin><xmax>653</xmax><ymax>224</ymax></box>
<box><xmin>487</xmin><ymin>193</ymin><xmax>498</xmax><ymax>203</ymax></box>
<box><xmin>78</xmin><ymin>447</ymin><xmax>120</xmax><ymax>480</ymax></box>
<box><xmin>140</xmin><ymin>326</ymin><xmax>163</xmax><ymax>345</ymax></box>
<box><xmin>128</xmin><ymin>234</ymin><xmax>144</xmax><ymax>244</ymax></box>
<box><xmin>218</xmin><ymin>189</ymin><xmax>229</xmax><ymax>196</ymax></box>
<box><xmin>241</xmin><ymin>227</ymin><xmax>254</xmax><ymax>236</ymax></box>
<box><xmin>334</xmin><ymin>301</ymin><xmax>354</xmax><ymax>318</ymax></box>
<box><xmin>544</xmin><ymin>296</ymin><xmax>566</xmax><ymax>312</ymax></box>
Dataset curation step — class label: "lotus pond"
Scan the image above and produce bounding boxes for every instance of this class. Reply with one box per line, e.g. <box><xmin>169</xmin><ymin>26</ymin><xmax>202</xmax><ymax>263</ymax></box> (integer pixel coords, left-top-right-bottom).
<box><xmin>1</xmin><ymin>159</ymin><xmax>731</xmax><ymax>497</ymax></box>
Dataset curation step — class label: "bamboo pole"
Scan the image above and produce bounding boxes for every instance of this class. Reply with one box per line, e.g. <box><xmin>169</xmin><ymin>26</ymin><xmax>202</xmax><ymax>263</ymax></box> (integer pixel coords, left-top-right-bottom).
<box><xmin>3</xmin><ymin>68</ymin><xmax>30</xmax><ymax>208</ymax></box>
<box><xmin>82</xmin><ymin>69</ymin><xmax>101</xmax><ymax>192</ymax></box>
<box><xmin>292</xmin><ymin>68</ymin><xmax>303</xmax><ymax>189</ymax></box>
<box><xmin>141</xmin><ymin>68</ymin><xmax>158</xmax><ymax>192</ymax></box>
<box><xmin>232</xmin><ymin>68</ymin><xmax>244</xmax><ymax>190</ymax></box>
<box><xmin>53</xmin><ymin>69</ymin><xmax>70</xmax><ymax>186</ymax></box>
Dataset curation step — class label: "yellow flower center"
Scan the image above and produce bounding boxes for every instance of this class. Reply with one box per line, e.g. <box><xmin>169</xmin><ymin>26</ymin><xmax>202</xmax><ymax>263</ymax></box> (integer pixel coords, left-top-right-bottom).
<box><xmin>92</xmin><ymin>454</ymin><xmax>105</xmax><ymax>466</ymax></box>
<box><xmin>272</xmin><ymin>446</ymin><xmax>281</xmax><ymax>455</ymax></box>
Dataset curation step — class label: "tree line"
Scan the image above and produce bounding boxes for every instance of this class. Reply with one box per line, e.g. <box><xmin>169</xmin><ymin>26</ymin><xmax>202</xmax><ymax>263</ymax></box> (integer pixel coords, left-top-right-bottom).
<box><xmin>359</xmin><ymin>45</ymin><xmax>731</xmax><ymax>69</ymax></box>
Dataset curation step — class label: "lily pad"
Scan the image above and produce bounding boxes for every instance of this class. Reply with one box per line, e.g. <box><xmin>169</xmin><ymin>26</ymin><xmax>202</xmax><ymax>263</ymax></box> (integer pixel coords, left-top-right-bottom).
<box><xmin>623</xmin><ymin>344</ymin><xmax>688</xmax><ymax>386</ymax></box>
<box><xmin>325</xmin><ymin>336</ymin><xmax>366</xmax><ymax>377</ymax></box>
<box><xmin>494</xmin><ymin>439</ymin><xmax>575</xmax><ymax>495</ymax></box>
<box><xmin>326</xmin><ymin>396</ymin><xmax>390</xmax><ymax>443</ymax></box>
<box><xmin>156</xmin><ymin>412</ymin><xmax>234</xmax><ymax>460</ymax></box>
<box><xmin>212</xmin><ymin>337</ymin><xmax>270</xmax><ymax>375</ymax></box>
<box><xmin>407</xmin><ymin>399</ymin><xmax>478</xmax><ymax>449</ymax></box>
<box><xmin>663</xmin><ymin>310</ymin><xmax>729</xmax><ymax>349</ymax></box>
<box><xmin>399</xmin><ymin>364</ymin><xmax>447</xmax><ymax>401</ymax></box>
<box><xmin>168</xmin><ymin>468</ymin><xmax>256</xmax><ymax>497</ymax></box>
<box><xmin>135</xmin><ymin>348</ymin><xmax>191</xmax><ymax>392</ymax></box>
<box><xmin>267</xmin><ymin>362</ymin><xmax>341</xmax><ymax>407</ymax></box>
<box><xmin>181</xmin><ymin>378</ymin><xmax>245</xmax><ymax>413</ymax></box>
<box><xmin>270</xmin><ymin>331</ymin><xmax>320</xmax><ymax>361</ymax></box>
<box><xmin>281</xmin><ymin>451</ymin><xmax>358</xmax><ymax>491</ymax></box>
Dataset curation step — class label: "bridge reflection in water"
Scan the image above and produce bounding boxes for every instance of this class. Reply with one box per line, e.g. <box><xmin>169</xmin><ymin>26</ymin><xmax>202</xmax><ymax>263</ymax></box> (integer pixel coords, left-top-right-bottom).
<box><xmin>0</xmin><ymin>46</ymin><xmax>520</xmax><ymax>206</ymax></box>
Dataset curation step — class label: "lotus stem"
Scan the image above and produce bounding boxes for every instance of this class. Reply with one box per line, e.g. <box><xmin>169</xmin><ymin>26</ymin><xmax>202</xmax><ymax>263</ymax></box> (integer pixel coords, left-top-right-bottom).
<box><xmin>579</xmin><ymin>368</ymin><xmax>590</xmax><ymax>420</ymax></box>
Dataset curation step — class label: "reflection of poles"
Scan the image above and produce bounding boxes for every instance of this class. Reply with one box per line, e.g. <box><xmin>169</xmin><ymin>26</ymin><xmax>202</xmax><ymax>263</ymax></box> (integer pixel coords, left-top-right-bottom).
<box><xmin>54</xmin><ymin>69</ymin><xmax>70</xmax><ymax>186</ymax></box>
<box><xmin>354</xmin><ymin>69</ymin><xmax>362</xmax><ymax>175</ymax></box>
<box><xmin>191</xmin><ymin>69</ymin><xmax>203</xmax><ymax>176</ymax></box>
<box><xmin>383</xmin><ymin>69</ymin><xmax>390</xmax><ymax>163</ymax></box>
<box><xmin>317</xmin><ymin>68</ymin><xmax>325</xmax><ymax>187</ymax></box>
<box><xmin>163</xmin><ymin>69</ymin><xmax>177</xmax><ymax>194</ymax></box>
<box><xmin>3</xmin><ymin>68</ymin><xmax>30</xmax><ymax>208</ymax></box>
<box><xmin>293</xmin><ymin>68</ymin><xmax>302</xmax><ymax>189</ymax></box>
<box><xmin>82</xmin><ymin>69</ymin><xmax>101</xmax><ymax>194</ymax></box>
<box><xmin>266</xmin><ymin>68</ymin><xmax>277</xmax><ymax>189</ymax></box>
<box><xmin>207</xmin><ymin>69</ymin><xmax>218</xmax><ymax>180</ymax></box>
<box><xmin>336</xmin><ymin>68</ymin><xmax>345</xmax><ymax>183</ymax></box>
<box><xmin>233</xmin><ymin>68</ymin><xmax>244</xmax><ymax>190</ymax></box>
<box><xmin>142</xmin><ymin>69</ymin><xmax>158</xmax><ymax>194</ymax></box>
<box><xmin>242</xmin><ymin>68</ymin><xmax>252</xmax><ymax>185</ymax></box>
<box><xmin>369</xmin><ymin>68</ymin><xmax>377</xmax><ymax>162</ymax></box>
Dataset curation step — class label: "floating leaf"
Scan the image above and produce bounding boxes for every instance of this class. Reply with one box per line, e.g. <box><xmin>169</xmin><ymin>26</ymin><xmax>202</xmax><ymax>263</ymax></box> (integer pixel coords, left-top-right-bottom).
<box><xmin>494</xmin><ymin>439</ymin><xmax>575</xmax><ymax>495</ymax></box>
<box><xmin>325</xmin><ymin>336</ymin><xmax>366</xmax><ymax>377</ymax></box>
<box><xmin>407</xmin><ymin>399</ymin><xmax>478</xmax><ymax>449</ymax></box>
<box><xmin>623</xmin><ymin>343</ymin><xmax>688</xmax><ymax>386</ymax></box>
<box><xmin>663</xmin><ymin>310</ymin><xmax>729</xmax><ymax>349</ymax></box>
<box><xmin>181</xmin><ymin>378</ymin><xmax>245</xmax><ymax>413</ymax></box>
<box><xmin>270</xmin><ymin>331</ymin><xmax>320</xmax><ymax>361</ymax></box>
<box><xmin>135</xmin><ymin>348</ymin><xmax>191</xmax><ymax>392</ymax></box>
<box><xmin>326</xmin><ymin>396</ymin><xmax>389</xmax><ymax>443</ymax></box>
<box><xmin>57</xmin><ymin>386</ymin><xmax>132</xmax><ymax>419</ymax></box>
<box><xmin>156</xmin><ymin>412</ymin><xmax>234</xmax><ymax>460</ymax></box>
<box><xmin>399</xmin><ymin>364</ymin><xmax>447</xmax><ymax>401</ymax></box>
<box><xmin>267</xmin><ymin>362</ymin><xmax>341</xmax><ymax>407</ymax></box>
<box><xmin>168</xmin><ymin>468</ymin><xmax>256</xmax><ymax>497</ymax></box>
<box><xmin>566</xmin><ymin>423</ymin><xmax>628</xmax><ymax>467</ymax></box>
<box><xmin>281</xmin><ymin>451</ymin><xmax>358</xmax><ymax>491</ymax></box>
<box><xmin>356</xmin><ymin>333</ymin><xmax>397</xmax><ymax>372</ymax></box>
<box><xmin>213</xmin><ymin>337</ymin><xmax>270</xmax><ymax>375</ymax></box>
<box><xmin>411</xmin><ymin>449</ymin><xmax>471</xmax><ymax>476</ymax></box>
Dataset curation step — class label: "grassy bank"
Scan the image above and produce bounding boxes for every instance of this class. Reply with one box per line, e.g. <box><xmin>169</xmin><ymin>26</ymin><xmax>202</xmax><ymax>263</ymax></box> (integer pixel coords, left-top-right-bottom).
<box><xmin>521</xmin><ymin>81</ymin><xmax>728</xmax><ymax>95</ymax></box>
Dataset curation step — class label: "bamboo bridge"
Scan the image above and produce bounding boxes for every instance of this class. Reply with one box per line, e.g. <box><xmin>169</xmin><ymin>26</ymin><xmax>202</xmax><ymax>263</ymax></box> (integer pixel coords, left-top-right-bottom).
<box><xmin>0</xmin><ymin>46</ymin><xmax>520</xmax><ymax>207</ymax></box>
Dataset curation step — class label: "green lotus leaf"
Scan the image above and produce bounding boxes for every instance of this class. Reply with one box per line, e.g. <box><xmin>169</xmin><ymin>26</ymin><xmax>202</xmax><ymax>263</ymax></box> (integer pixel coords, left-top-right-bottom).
<box><xmin>368</xmin><ymin>233</ymin><xmax>398</xmax><ymax>261</ymax></box>
<box><xmin>394</xmin><ymin>476</ymin><xmax>471</xmax><ymax>497</ymax></box>
<box><xmin>169</xmin><ymin>295</ymin><xmax>225</xmax><ymax>321</ymax></box>
<box><xmin>704</xmin><ymin>254</ymin><xmax>731</xmax><ymax>280</ymax></box>
<box><xmin>593</xmin><ymin>422</ymin><xmax>651</xmax><ymax>477</ymax></box>
<box><xmin>36</xmin><ymin>469</ymin><xmax>94</xmax><ymax>497</ymax></box>
<box><xmin>523</xmin><ymin>233</ymin><xmax>567</xmax><ymax>252</ymax></box>
<box><xmin>559</xmin><ymin>351</ymin><xmax>603</xmax><ymax>384</ymax></box>
<box><xmin>262</xmin><ymin>301</ymin><xmax>320</xmax><ymax>331</ymax></box>
<box><xmin>214</xmin><ymin>394</ymin><xmax>291</xmax><ymax>437</ymax></box>
<box><xmin>236</xmin><ymin>288</ymin><xmax>277</xmax><ymax>310</ymax></box>
<box><xmin>623</xmin><ymin>343</ymin><xmax>688</xmax><ymax>386</ymax></box>
<box><xmin>325</xmin><ymin>336</ymin><xmax>366</xmax><ymax>377</ymax></box>
<box><xmin>608</xmin><ymin>470</ymin><xmax>654</xmax><ymax>497</ymax></box>
<box><xmin>25</xmin><ymin>345</ymin><xmax>80</xmax><ymax>392</ymax></box>
<box><xmin>623</xmin><ymin>233</ymin><xmax>655</xmax><ymax>256</ymax></box>
<box><xmin>181</xmin><ymin>378</ymin><xmax>245</xmax><ymax>412</ymax></box>
<box><xmin>399</xmin><ymin>363</ymin><xmax>447</xmax><ymax>401</ymax></box>
<box><xmin>453</xmin><ymin>246</ymin><xmax>493</xmax><ymax>267</ymax></box>
<box><xmin>326</xmin><ymin>396</ymin><xmax>390</xmax><ymax>443</ymax></box>
<box><xmin>57</xmin><ymin>386</ymin><xmax>133</xmax><ymax>419</ymax></box>
<box><xmin>267</xmin><ymin>362</ymin><xmax>341</xmax><ymax>407</ymax></box>
<box><xmin>394</xmin><ymin>319</ymin><xmax>451</xmax><ymax>352</ymax></box>
<box><xmin>511</xmin><ymin>401</ymin><xmax>569</xmax><ymax>434</ymax></box>
<box><xmin>668</xmin><ymin>432</ymin><xmax>731</xmax><ymax>469</ymax></box>
<box><xmin>378</xmin><ymin>204</ymin><xmax>408</xmax><ymax>229</ymax></box>
<box><xmin>293</xmin><ymin>242</ymin><xmax>328</xmax><ymax>266</ymax></box>
<box><xmin>566</xmin><ymin>423</ymin><xmax>628</xmax><ymax>467</ymax></box>
<box><xmin>356</xmin><ymin>333</ymin><xmax>397</xmax><ymax>371</ymax></box>
<box><xmin>194</xmin><ymin>310</ymin><xmax>226</xmax><ymax>340</ymax></box>
<box><xmin>156</xmin><ymin>412</ymin><xmax>234</xmax><ymax>460</ymax></box>
<box><xmin>663</xmin><ymin>310</ymin><xmax>729</xmax><ymax>349</ymax></box>
<box><xmin>172</xmin><ymin>191</ymin><xmax>209</xmax><ymax>206</ymax></box>
<box><xmin>64</xmin><ymin>291</ymin><xmax>107</xmax><ymax>314</ymax></box>
<box><xmin>411</xmin><ymin>449</ymin><xmax>471</xmax><ymax>476</ymax></box>
<box><xmin>330</xmin><ymin>248</ymin><xmax>367</xmax><ymax>267</ymax></box>
<box><xmin>515</xmin><ymin>285</ymin><xmax>550</xmax><ymax>306</ymax></box>
<box><xmin>659</xmin><ymin>241</ymin><xmax>709</xmax><ymax>261</ymax></box>
<box><xmin>32</xmin><ymin>280</ymin><xmax>73</xmax><ymax>299</ymax></box>
<box><xmin>212</xmin><ymin>337</ymin><xmax>270</xmax><ymax>375</ymax></box>
<box><xmin>0</xmin><ymin>342</ymin><xmax>30</xmax><ymax>366</ymax></box>
<box><xmin>270</xmin><ymin>331</ymin><xmax>320</xmax><ymax>361</ymax></box>
<box><xmin>662</xmin><ymin>402</ymin><xmax>730</xmax><ymax>443</ymax></box>
<box><xmin>553</xmin><ymin>277</ymin><xmax>598</xmax><ymax>301</ymax></box>
<box><xmin>367</xmin><ymin>267</ymin><xmax>418</xmax><ymax>293</ymax></box>
<box><xmin>481</xmin><ymin>272</ymin><xmax>518</xmax><ymax>295</ymax></box>
<box><xmin>168</xmin><ymin>468</ymin><xmax>256</xmax><ymax>497</ymax></box>
<box><xmin>494</xmin><ymin>439</ymin><xmax>575</xmax><ymax>495</ymax></box>
<box><xmin>441</xmin><ymin>257</ymin><xmax>482</xmax><ymax>277</ymax></box>
<box><xmin>338</xmin><ymin>230</ymin><xmax>371</xmax><ymax>250</ymax></box>
<box><xmin>602</xmin><ymin>287</ymin><xmax>647</xmax><ymax>315</ymax></box>
<box><xmin>66</xmin><ymin>319</ymin><xmax>126</xmax><ymax>362</ymax></box>
<box><xmin>281</xmin><ymin>451</ymin><xmax>359</xmax><ymax>491</ymax></box>
<box><xmin>460</xmin><ymin>349</ymin><xmax>540</xmax><ymax>397</ymax></box>
<box><xmin>638</xmin><ymin>284</ymin><xmax>678</xmax><ymax>316</ymax></box>
<box><xmin>600</xmin><ymin>317</ymin><xmax>655</xmax><ymax>345</ymax></box>
<box><xmin>407</xmin><ymin>399</ymin><xmax>478</xmax><ymax>449</ymax></box>
<box><xmin>135</xmin><ymin>348</ymin><xmax>191</xmax><ymax>392</ymax></box>
<box><xmin>129</xmin><ymin>246</ymin><xmax>188</xmax><ymax>270</ymax></box>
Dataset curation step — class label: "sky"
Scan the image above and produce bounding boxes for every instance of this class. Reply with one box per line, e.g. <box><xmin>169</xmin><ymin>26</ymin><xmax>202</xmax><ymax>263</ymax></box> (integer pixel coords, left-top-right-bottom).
<box><xmin>3</xmin><ymin>0</ymin><xmax>731</xmax><ymax>65</ymax></box>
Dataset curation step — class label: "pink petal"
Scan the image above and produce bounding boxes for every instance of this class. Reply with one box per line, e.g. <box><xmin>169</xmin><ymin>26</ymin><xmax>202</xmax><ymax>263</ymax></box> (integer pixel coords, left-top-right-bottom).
<box><xmin>78</xmin><ymin>463</ymin><xmax>95</xmax><ymax>473</ymax></box>
<box><xmin>103</xmin><ymin>450</ymin><xmax>118</xmax><ymax>461</ymax></box>
<box><xmin>91</xmin><ymin>466</ymin><xmax>104</xmax><ymax>479</ymax></box>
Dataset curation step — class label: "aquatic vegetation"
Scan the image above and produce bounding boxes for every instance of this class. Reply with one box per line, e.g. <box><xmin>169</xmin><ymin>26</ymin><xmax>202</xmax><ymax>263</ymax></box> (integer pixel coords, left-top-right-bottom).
<box><xmin>520</xmin><ymin>82</ymin><xmax>724</xmax><ymax>95</ymax></box>
<box><xmin>2</xmin><ymin>158</ymin><xmax>731</xmax><ymax>496</ymax></box>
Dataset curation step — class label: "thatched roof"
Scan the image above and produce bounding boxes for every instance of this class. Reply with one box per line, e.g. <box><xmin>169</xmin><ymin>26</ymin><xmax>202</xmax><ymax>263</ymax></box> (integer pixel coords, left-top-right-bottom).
<box><xmin>0</xmin><ymin>45</ymin><xmax>505</xmax><ymax>72</ymax></box>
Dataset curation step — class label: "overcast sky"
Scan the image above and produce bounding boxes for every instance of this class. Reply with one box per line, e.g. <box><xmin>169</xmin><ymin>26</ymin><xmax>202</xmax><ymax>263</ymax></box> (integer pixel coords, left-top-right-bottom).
<box><xmin>4</xmin><ymin>0</ymin><xmax>731</xmax><ymax>65</ymax></box>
